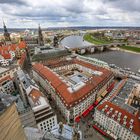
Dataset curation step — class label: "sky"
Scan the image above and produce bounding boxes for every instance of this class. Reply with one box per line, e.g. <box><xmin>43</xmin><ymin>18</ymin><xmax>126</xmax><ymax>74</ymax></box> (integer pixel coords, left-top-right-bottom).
<box><xmin>0</xmin><ymin>0</ymin><xmax>140</xmax><ymax>28</ymax></box>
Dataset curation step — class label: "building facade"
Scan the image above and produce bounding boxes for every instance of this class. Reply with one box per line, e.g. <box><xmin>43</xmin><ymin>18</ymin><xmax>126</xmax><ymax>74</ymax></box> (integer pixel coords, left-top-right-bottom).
<box><xmin>94</xmin><ymin>79</ymin><xmax>140</xmax><ymax>140</ymax></box>
<box><xmin>14</xmin><ymin>70</ymin><xmax>57</xmax><ymax>132</ymax></box>
<box><xmin>0</xmin><ymin>75</ymin><xmax>15</xmax><ymax>94</ymax></box>
<box><xmin>32</xmin><ymin>57</ymin><xmax>114</xmax><ymax>123</ymax></box>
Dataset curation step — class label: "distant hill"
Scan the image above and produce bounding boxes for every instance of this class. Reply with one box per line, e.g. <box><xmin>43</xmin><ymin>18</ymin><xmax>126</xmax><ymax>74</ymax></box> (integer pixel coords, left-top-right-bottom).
<box><xmin>0</xmin><ymin>26</ymin><xmax>140</xmax><ymax>33</ymax></box>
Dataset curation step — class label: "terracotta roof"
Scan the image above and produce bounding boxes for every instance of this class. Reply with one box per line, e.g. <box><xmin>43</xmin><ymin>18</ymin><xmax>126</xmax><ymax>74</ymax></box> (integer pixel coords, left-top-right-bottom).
<box><xmin>29</xmin><ymin>88</ymin><xmax>42</xmax><ymax>104</ymax></box>
<box><xmin>19</xmin><ymin>41</ymin><xmax>26</xmax><ymax>49</ymax></box>
<box><xmin>0</xmin><ymin>41</ymin><xmax>26</xmax><ymax>60</ymax></box>
<box><xmin>1</xmin><ymin>52</ymin><xmax>11</xmax><ymax>59</ymax></box>
<box><xmin>0</xmin><ymin>75</ymin><xmax>12</xmax><ymax>84</ymax></box>
<box><xmin>33</xmin><ymin>59</ymin><xmax>113</xmax><ymax>107</ymax></box>
<box><xmin>97</xmin><ymin>101</ymin><xmax>140</xmax><ymax>136</ymax></box>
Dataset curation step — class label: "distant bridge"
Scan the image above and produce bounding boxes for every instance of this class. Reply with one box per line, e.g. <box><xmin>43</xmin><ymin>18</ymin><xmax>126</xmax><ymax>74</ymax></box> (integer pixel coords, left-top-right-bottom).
<box><xmin>57</xmin><ymin>33</ymin><xmax>127</xmax><ymax>54</ymax></box>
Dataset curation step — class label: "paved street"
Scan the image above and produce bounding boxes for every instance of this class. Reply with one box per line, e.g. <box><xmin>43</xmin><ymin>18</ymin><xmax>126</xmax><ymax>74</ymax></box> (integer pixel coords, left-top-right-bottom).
<box><xmin>78</xmin><ymin>113</ymin><xmax>106</xmax><ymax>140</ymax></box>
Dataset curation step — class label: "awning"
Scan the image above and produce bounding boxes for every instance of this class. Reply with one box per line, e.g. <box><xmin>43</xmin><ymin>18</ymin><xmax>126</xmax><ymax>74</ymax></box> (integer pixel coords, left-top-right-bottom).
<box><xmin>88</xmin><ymin>105</ymin><xmax>94</xmax><ymax>111</ymax></box>
<box><xmin>93</xmin><ymin>125</ymin><xmax>106</xmax><ymax>136</ymax></box>
<box><xmin>101</xmin><ymin>90</ymin><xmax>108</xmax><ymax>97</ymax></box>
<box><xmin>93</xmin><ymin>101</ymin><xmax>99</xmax><ymax>106</ymax></box>
<box><xmin>96</xmin><ymin>96</ymin><xmax>102</xmax><ymax>102</ymax></box>
<box><xmin>82</xmin><ymin>109</ymin><xmax>90</xmax><ymax>117</ymax></box>
<box><xmin>75</xmin><ymin>116</ymin><xmax>81</xmax><ymax>123</ymax></box>
<box><xmin>107</xmin><ymin>82</ymin><xmax>115</xmax><ymax>92</ymax></box>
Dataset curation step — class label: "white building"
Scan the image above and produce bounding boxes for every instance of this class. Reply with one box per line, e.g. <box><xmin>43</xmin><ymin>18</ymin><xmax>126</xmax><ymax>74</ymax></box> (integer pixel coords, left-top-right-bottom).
<box><xmin>15</xmin><ymin>70</ymin><xmax>57</xmax><ymax>132</ymax></box>
<box><xmin>0</xmin><ymin>65</ymin><xmax>20</xmax><ymax>80</ymax></box>
<box><xmin>32</xmin><ymin>58</ymin><xmax>114</xmax><ymax>124</ymax></box>
<box><xmin>0</xmin><ymin>75</ymin><xmax>15</xmax><ymax>94</ymax></box>
<box><xmin>94</xmin><ymin>79</ymin><xmax>140</xmax><ymax>140</ymax></box>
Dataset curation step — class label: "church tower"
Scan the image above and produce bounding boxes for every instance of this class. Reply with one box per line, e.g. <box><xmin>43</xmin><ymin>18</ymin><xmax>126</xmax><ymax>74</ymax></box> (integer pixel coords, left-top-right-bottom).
<box><xmin>38</xmin><ymin>24</ymin><xmax>44</xmax><ymax>46</ymax></box>
<box><xmin>3</xmin><ymin>21</ymin><xmax>11</xmax><ymax>42</ymax></box>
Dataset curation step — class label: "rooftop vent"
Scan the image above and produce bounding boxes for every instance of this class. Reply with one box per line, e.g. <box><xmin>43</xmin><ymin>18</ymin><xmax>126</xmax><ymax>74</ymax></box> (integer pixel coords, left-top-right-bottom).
<box><xmin>105</xmin><ymin>105</ymin><xmax>108</xmax><ymax>108</ymax></box>
<box><xmin>129</xmin><ymin>125</ymin><xmax>133</xmax><ymax>131</ymax></box>
<box><xmin>123</xmin><ymin>121</ymin><xmax>127</xmax><ymax>126</ymax></box>
<box><xmin>130</xmin><ymin>119</ymin><xmax>134</xmax><ymax>124</ymax></box>
<box><xmin>123</xmin><ymin>115</ymin><xmax>127</xmax><ymax>120</ymax></box>
<box><xmin>112</xmin><ymin>114</ymin><xmax>115</xmax><ymax>118</ymax></box>
<box><xmin>118</xmin><ymin>112</ymin><xmax>122</xmax><ymax>117</ymax></box>
<box><xmin>115</xmin><ymin>110</ymin><xmax>118</xmax><ymax>114</ymax></box>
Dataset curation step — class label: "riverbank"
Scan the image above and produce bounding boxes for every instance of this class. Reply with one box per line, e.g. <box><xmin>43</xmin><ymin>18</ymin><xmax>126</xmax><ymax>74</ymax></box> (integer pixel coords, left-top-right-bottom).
<box><xmin>85</xmin><ymin>50</ymin><xmax>140</xmax><ymax>72</ymax></box>
<box><xmin>110</xmin><ymin>47</ymin><xmax>140</xmax><ymax>55</ymax></box>
<box><xmin>83</xmin><ymin>34</ymin><xmax>111</xmax><ymax>45</ymax></box>
<box><xmin>84</xmin><ymin>33</ymin><xmax>140</xmax><ymax>54</ymax></box>
<box><xmin>117</xmin><ymin>46</ymin><xmax>140</xmax><ymax>54</ymax></box>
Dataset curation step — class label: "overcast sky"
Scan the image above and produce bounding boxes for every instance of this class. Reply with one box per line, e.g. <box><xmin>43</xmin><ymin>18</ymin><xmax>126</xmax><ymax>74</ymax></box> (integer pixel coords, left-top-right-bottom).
<box><xmin>0</xmin><ymin>0</ymin><xmax>140</xmax><ymax>28</ymax></box>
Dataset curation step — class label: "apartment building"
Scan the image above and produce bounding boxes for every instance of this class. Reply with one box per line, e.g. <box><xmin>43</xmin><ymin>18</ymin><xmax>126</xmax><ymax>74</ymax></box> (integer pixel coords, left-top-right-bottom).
<box><xmin>94</xmin><ymin>79</ymin><xmax>140</xmax><ymax>140</ymax></box>
<box><xmin>0</xmin><ymin>75</ymin><xmax>15</xmax><ymax>94</ymax></box>
<box><xmin>32</xmin><ymin>57</ymin><xmax>114</xmax><ymax>124</ymax></box>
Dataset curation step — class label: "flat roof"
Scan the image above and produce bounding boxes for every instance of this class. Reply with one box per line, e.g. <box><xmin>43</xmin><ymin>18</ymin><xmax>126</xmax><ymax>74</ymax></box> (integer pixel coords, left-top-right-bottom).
<box><xmin>33</xmin><ymin>58</ymin><xmax>113</xmax><ymax>107</ymax></box>
<box><xmin>110</xmin><ymin>79</ymin><xmax>138</xmax><ymax>114</ymax></box>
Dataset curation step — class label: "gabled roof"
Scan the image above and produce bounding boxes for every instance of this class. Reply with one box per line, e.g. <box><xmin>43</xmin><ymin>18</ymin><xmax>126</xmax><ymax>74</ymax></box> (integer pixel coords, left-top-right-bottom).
<box><xmin>1</xmin><ymin>53</ymin><xmax>11</xmax><ymax>59</ymax></box>
<box><xmin>0</xmin><ymin>41</ymin><xmax>26</xmax><ymax>60</ymax></box>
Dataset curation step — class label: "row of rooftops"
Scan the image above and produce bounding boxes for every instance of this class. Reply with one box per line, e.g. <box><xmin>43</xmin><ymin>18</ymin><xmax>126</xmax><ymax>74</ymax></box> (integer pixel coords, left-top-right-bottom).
<box><xmin>32</xmin><ymin>58</ymin><xmax>113</xmax><ymax>107</ymax></box>
<box><xmin>97</xmin><ymin>101</ymin><xmax>140</xmax><ymax>136</ymax></box>
<box><xmin>0</xmin><ymin>41</ymin><xmax>26</xmax><ymax>60</ymax></box>
<box><xmin>96</xmin><ymin>79</ymin><xmax>140</xmax><ymax>136</ymax></box>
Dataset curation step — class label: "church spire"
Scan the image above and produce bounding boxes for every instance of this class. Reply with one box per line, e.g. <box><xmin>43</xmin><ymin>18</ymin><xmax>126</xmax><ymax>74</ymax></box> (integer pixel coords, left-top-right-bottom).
<box><xmin>38</xmin><ymin>24</ymin><xmax>44</xmax><ymax>46</ymax></box>
<box><xmin>3</xmin><ymin>20</ymin><xmax>11</xmax><ymax>42</ymax></box>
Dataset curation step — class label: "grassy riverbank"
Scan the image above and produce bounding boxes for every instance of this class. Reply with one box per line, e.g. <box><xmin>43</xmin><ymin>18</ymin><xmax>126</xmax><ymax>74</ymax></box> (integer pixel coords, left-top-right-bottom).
<box><xmin>84</xmin><ymin>34</ymin><xmax>112</xmax><ymax>45</ymax></box>
<box><xmin>118</xmin><ymin>46</ymin><xmax>140</xmax><ymax>53</ymax></box>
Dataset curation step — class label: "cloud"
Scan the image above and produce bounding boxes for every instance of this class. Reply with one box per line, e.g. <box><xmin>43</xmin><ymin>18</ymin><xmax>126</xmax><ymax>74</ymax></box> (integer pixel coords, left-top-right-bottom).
<box><xmin>0</xmin><ymin>0</ymin><xmax>140</xmax><ymax>28</ymax></box>
<box><xmin>0</xmin><ymin>0</ymin><xmax>26</xmax><ymax>5</ymax></box>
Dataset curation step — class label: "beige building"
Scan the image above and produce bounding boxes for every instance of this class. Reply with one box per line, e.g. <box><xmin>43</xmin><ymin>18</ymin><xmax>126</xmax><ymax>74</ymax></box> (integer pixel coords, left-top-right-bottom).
<box><xmin>0</xmin><ymin>93</ymin><xmax>26</xmax><ymax>140</ymax></box>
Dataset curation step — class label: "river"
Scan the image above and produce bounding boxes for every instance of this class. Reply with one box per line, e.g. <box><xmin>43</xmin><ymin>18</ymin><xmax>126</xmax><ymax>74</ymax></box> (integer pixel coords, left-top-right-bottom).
<box><xmin>61</xmin><ymin>35</ymin><xmax>92</xmax><ymax>48</ymax></box>
<box><xmin>61</xmin><ymin>35</ymin><xmax>140</xmax><ymax>72</ymax></box>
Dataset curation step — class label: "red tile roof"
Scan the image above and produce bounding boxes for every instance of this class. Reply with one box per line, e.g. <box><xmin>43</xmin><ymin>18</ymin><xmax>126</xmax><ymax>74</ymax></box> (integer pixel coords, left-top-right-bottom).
<box><xmin>0</xmin><ymin>41</ymin><xmax>26</xmax><ymax>60</ymax></box>
<box><xmin>97</xmin><ymin>101</ymin><xmax>140</xmax><ymax>136</ymax></box>
<box><xmin>29</xmin><ymin>89</ymin><xmax>42</xmax><ymax>104</ymax></box>
<box><xmin>1</xmin><ymin>53</ymin><xmax>11</xmax><ymax>59</ymax></box>
<box><xmin>33</xmin><ymin>59</ymin><xmax>113</xmax><ymax>108</ymax></box>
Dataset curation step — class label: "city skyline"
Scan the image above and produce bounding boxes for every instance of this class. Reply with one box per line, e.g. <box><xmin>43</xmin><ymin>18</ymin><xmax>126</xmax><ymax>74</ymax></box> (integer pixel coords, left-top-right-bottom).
<box><xmin>1</xmin><ymin>0</ymin><xmax>140</xmax><ymax>28</ymax></box>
